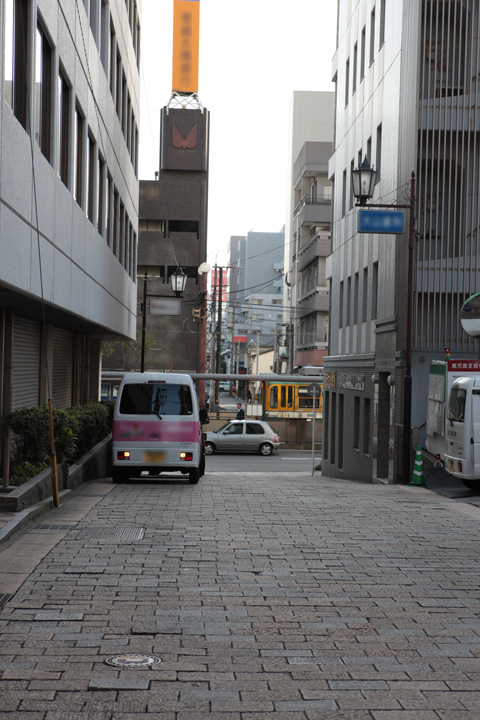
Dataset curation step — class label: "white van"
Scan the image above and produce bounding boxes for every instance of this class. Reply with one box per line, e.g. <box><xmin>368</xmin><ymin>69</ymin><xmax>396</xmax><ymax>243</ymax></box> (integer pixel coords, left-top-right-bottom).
<box><xmin>444</xmin><ymin>375</ymin><xmax>480</xmax><ymax>489</ymax></box>
<box><xmin>112</xmin><ymin>372</ymin><xmax>206</xmax><ymax>484</ymax></box>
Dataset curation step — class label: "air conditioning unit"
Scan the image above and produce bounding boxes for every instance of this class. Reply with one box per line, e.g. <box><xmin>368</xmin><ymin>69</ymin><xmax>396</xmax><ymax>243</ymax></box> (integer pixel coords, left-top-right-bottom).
<box><xmin>278</xmin><ymin>346</ymin><xmax>288</xmax><ymax>359</ymax></box>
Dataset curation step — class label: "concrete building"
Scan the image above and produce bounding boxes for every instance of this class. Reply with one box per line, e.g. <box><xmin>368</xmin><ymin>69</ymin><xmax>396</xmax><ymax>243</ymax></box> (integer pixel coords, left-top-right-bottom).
<box><xmin>226</xmin><ymin>230</ymin><xmax>284</xmax><ymax>370</ymax></box>
<box><xmin>291</xmin><ymin>141</ymin><xmax>332</xmax><ymax>369</ymax></box>
<box><xmin>0</xmin><ymin>0</ymin><xmax>139</xmax><ymax>420</ymax></box>
<box><xmin>104</xmin><ymin>103</ymin><xmax>209</xmax><ymax>375</ymax></box>
<box><xmin>323</xmin><ymin>0</ymin><xmax>480</xmax><ymax>484</ymax></box>
<box><xmin>284</xmin><ymin>91</ymin><xmax>335</xmax><ymax>372</ymax></box>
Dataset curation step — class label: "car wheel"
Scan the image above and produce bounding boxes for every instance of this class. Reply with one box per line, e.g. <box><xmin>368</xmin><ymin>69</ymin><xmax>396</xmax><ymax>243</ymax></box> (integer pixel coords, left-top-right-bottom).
<box><xmin>204</xmin><ymin>442</ymin><xmax>215</xmax><ymax>455</ymax></box>
<box><xmin>189</xmin><ymin>467</ymin><xmax>200</xmax><ymax>484</ymax></box>
<box><xmin>259</xmin><ymin>443</ymin><xmax>273</xmax><ymax>456</ymax></box>
<box><xmin>461</xmin><ymin>479</ymin><xmax>480</xmax><ymax>491</ymax></box>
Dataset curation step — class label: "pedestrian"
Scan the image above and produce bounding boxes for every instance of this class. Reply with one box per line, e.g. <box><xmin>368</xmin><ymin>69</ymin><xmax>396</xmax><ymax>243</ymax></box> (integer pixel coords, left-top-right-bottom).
<box><xmin>246</xmin><ymin>389</ymin><xmax>252</xmax><ymax>403</ymax></box>
<box><xmin>236</xmin><ymin>402</ymin><xmax>245</xmax><ymax>419</ymax></box>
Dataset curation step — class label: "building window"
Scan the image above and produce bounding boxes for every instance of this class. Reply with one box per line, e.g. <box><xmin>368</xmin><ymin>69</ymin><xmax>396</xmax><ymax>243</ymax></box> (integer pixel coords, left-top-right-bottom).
<box><xmin>362</xmin><ymin>268</ymin><xmax>368</xmax><ymax>322</ymax></box>
<box><xmin>339</xmin><ymin>281</ymin><xmax>344</xmax><ymax>328</ymax></box>
<box><xmin>349</xmin><ymin>159</ymin><xmax>355</xmax><ymax>210</ymax></box>
<box><xmin>354</xmin><ymin>396</ymin><xmax>360</xmax><ymax>449</ymax></box>
<box><xmin>331</xmin><ymin>393</ymin><xmax>336</xmax><ymax>465</ymax></box>
<box><xmin>367</xmin><ymin>136</ymin><xmax>372</xmax><ymax>165</ymax></box>
<box><xmin>360</xmin><ymin>25</ymin><xmax>366</xmax><ymax>80</ymax></box>
<box><xmin>122</xmin><ymin>71</ymin><xmax>127</xmax><ymax>137</ymax></box>
<box><xmin>363</xmin><ymin>398</ymin><xmax>371</xmax><ymax>454</ymax></box>
<box><xmin>5</xmin><ymin>0</ymin><xmax>29</xmax><ymax>129</ymax></box>
<box><xmin>370</xmin><ymin>7</ymin><xmax>376</xmax><ymax>65</ymax></box>
<box><xmin>342</xmin><ymin>169</ymin><xmax>347</xmax><ymax>217</ymax></box>
<box><xmin>116</xmin><ymin>51</ymin><xmax>122</xmax><ymax>120</ymax></box>
<box><xmin>346</xmin><ymin>277</ymin><xmax>351</xmax><ymax>326</ymax></box>
<box><xmin>372</xmin><ymin>262</ymin><xmax>378</xmax><ymax>319</ymax></box>
<box><xmin>354</xmin><ymin>272</ymin><xmax>359</xmax><ymax>324</ymax></box>
<box><xmin>106</xmin><ymin>173</ymin><xmax>112</xmax><ymax>246</ymax></box>
<box><xmin>58</xmin><ymin>68</ymin><xmax>70</xmax><ymax>187</ymax></box>
<box><xmin>376</xmin><ymin>123</ymin><xmax>382</xmax><ymax>183</ymax></box>
<box><xmin>74</xmin><ymin>103</ymin><xmax>84</xmax><ymax>206</ymax></box>
<box><xmin>132</xmin><ymin>230</ymin><xmax>137</xmax><ymax>277</ymax></box>
<box><xmin>345</xmin><ymin>58</ymin><xmax>350</xmax><ymax>106</ymax></box>
<box><xmin>35</xmin><ymin>22</ymin><xmax>53</xmax><ymax>162</ymax></box>
<box><xmin>98</xmin><ymin>155</ymin><xmax>105</xmax><ymax>236</ymax></box>
<box><xmin>352</xmin><ymin>43</ymin><xmax>357</xmax><ymax>93</ymax></box>
<box><xmin>270</xmin><ymin>386</ymin><xmax>278</xmax><ymax>409</ymax></box>
<box><xmin>100</xmin><ymin>0</ymin><xmax>109</xmax><ymax>74</ymax></box>
<box><xmin>109</xmin><ymin>21</ymin><xmax>116</xmax><ymax>99</ymax></box>
<box><xmin>338</xmin><ymin>394</ymin><xmax>344</xmax><ymax>470</ymax></box>
<box><xmin>86</xmin><ymin>131</ymin><xmax>95</xmax><ymax>222</ymax></box>
<box><xmin>379</xmin><ymin>0</ymin><xmax>386</xmax><ymax>48</ymax></box>
<box><xmin>113</xmin><ymin>187</ymin><xmax>119</xmax><ymax>256</ymax></box>
<box><xmin>90</xmin><ymin>0</ymin><xmax>99</xmax><ymax>44</ymax></box>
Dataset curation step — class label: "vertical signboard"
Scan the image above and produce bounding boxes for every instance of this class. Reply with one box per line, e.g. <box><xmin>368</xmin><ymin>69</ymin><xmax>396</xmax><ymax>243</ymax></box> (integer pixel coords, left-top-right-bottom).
<box><xmin>211</xmin><ymin>268</ymin><xmax>228</xmax><ymax>303</ymax></box>
<box><xmin>172</xmin><ymin>0</ymin><xmax>200</xmax><ymax>94</ymax></box>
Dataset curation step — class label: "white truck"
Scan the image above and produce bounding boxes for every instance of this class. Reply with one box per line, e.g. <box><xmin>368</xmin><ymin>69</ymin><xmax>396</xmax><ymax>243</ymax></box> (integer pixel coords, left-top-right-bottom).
<box><xmin>444</xmin><ymin>375</ymin><xmax>480</xmax><ymax>490</ymax></box>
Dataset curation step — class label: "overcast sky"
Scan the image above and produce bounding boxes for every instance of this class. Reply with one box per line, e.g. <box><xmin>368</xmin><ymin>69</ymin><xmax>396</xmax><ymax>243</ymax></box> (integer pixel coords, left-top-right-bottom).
<box><xmin>138</xmin><ymin>0</ymin><xmax>338</xmax><ymax>266</ymax></box>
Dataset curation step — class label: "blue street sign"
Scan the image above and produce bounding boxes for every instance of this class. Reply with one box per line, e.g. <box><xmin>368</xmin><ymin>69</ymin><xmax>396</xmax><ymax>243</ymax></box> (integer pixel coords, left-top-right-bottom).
<box><xmin>357</xmin><ymin>210</ymin><xmax>405</xmax><ymax>234</ymax></box>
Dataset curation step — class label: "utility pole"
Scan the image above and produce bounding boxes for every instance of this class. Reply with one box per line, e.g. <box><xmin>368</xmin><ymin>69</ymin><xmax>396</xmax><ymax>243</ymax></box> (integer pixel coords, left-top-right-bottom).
<box><xmin>214</xmin><ymin>266</ymin><xmax>223</xmax><ymax>412</ymax></box>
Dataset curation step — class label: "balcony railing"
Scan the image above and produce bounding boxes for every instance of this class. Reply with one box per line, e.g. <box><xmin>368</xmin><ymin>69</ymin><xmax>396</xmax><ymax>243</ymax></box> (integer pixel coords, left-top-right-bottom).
<box><xmin>293</xmin><ymin>194</ymin><xmax>331</xmax><ymax>218</ymax></box>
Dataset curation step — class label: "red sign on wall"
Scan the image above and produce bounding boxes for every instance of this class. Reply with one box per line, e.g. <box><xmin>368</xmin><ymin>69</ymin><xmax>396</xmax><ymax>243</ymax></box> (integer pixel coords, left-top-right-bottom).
<box><xmin>234</xmin><ymin>336</ymin><xmax>247</xmax><ymax>343</ymax></box>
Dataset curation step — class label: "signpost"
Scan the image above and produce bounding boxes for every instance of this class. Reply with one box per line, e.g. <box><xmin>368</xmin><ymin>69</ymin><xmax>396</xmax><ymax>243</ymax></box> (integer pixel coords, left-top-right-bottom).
<box><xmin>308</xmin><ymin>383</ymin><xmax>321</xmax><ymax>476</ymax></box>
<box><xmin>357</xmin><ymin>210</ymin><xmax>405</xmax><ymax>234</ymax></box>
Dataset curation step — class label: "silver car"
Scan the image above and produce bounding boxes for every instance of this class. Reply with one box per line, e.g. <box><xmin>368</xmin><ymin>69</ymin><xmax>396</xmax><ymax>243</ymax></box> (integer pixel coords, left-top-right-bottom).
<box><xmin>204</xmin><ymin>420</ymin><xmax>280</xmax><ymax>456</ymax></box>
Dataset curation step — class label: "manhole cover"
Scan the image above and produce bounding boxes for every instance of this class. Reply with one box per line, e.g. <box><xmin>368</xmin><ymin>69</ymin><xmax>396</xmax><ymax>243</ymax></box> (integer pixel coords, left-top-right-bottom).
<box><xmin>76</xmin><ymin>527</ymin><xmax>145</xmax><ymax>541</ymax></box>
<box><xmin>105</xmin><ymin>654</ymin><xmax>161</xmax><ymax>667</ymax></box>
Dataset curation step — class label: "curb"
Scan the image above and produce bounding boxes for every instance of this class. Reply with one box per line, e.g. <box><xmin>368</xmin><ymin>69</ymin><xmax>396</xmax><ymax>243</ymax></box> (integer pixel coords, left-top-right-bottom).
<box><xmin>0</xmin><ymin>490</ymin><xmax>71</xmax><ymax>546</ymax></box>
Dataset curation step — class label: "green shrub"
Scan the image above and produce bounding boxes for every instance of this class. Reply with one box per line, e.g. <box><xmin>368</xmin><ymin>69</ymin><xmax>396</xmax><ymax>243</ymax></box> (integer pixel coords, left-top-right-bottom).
<box><xmin>63</xmin><ymin>403</ymin><xmax>110</xmax><ymax>459</ymax></box>
<box><xmin>9</xmin><ymin>460</ymin><xmax>48</xmax><ymax>486</ymax></box>
<box><xmin>3</xmin><ymin>402</ymin><xmax>112</xmax><ymax>475</ymax></box>
<box><xmin>3</xmin><ymin>406</ymin><xmax>69</xmax><ymax>466</ymax></box>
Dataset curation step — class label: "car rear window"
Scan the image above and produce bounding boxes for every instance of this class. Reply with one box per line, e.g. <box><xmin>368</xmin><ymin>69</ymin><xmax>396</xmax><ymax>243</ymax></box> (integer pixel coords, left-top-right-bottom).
<box><xmin>119</xmin><ymin>383</ymin><xmax>193</xmax><ymax>416</ymax></box>
<box><xmin>246</xmin><ymin>423</ymin><xmax>265</xmax><ymax>435</ymax></box>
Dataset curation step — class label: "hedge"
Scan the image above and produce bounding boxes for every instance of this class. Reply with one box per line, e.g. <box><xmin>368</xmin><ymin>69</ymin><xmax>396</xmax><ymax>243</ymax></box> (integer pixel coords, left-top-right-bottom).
<box><xmin>3</xmin><ymin>402</ymin><xmax>112</xmax><ymax>468</ymax></box>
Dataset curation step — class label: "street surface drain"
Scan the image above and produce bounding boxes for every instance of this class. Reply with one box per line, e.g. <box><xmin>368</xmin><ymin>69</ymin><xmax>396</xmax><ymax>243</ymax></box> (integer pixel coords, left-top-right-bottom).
<box><xmin>76</xmin><ymin>527</ymin><xmax>145</xmax><ymax>541</ymax></box>
<box><xmin>105</xmin><ymin>654</ymin><xmax>161</xmax><ymax>667</ymax></box>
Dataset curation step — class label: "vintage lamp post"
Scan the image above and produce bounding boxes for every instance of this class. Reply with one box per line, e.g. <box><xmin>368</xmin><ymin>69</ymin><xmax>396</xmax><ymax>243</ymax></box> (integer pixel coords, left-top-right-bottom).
<box><xmin>351</xmin><ymin>158</ymin><xmax>416</xmax><ymax>484</ymax></box>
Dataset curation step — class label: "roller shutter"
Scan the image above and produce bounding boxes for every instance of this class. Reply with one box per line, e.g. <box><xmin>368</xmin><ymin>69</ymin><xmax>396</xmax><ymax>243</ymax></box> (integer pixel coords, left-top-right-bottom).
<box><xmin>52</xmin><ymin>328</ymin><xmax>73</xmax><ymax>409</ymax></box>
<box><xmin>12</xmin><ymin>317</ymin><xmax>41</xmax><ymax>410</ymax></box>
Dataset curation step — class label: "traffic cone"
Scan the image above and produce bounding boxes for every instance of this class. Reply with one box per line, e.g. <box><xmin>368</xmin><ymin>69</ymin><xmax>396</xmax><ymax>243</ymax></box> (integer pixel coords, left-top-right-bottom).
<box><xmin>409</xmin><ymin>445</ymin><xmax>426</xmax><ymax>486</ymax></box>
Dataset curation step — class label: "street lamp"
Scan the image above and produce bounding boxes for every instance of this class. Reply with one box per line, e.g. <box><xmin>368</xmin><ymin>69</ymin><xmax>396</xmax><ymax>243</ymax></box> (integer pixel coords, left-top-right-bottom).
<box><xmin>170</xmin><ymin>266</ymin><xmax>187</xmax><ymax>297</ymax></box>
<box><xmin>351</xmin><ymin>160</ymin><xmax>416</xmax><ymax>484</ymax></box>
<box><xmin>351</xmin><ymin>156</ymin><xmax>377</xmax><ymax>205</ymax></box>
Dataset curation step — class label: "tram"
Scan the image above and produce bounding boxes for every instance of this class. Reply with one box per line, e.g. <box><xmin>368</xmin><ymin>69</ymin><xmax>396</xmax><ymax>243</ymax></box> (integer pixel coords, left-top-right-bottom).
<box><xmin>264</xmin><ymin>379</ymin><xmax>323</xmax><ymax>420</ymax></box>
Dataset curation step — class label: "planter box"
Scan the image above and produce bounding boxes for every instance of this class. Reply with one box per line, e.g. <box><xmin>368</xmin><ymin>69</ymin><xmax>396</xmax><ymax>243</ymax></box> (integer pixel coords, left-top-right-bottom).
<box><xmin>0</xmin><ymin>435</ymin><xmax>112</xmax><ymax>512</ymax></box>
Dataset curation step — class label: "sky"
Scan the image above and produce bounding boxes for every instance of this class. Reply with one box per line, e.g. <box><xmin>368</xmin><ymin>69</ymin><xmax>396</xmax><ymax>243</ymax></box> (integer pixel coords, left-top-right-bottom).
<box><xmin>138</xmin><ymin>0</ymin><xmax>338</xmax><ymax>266</ymax></box>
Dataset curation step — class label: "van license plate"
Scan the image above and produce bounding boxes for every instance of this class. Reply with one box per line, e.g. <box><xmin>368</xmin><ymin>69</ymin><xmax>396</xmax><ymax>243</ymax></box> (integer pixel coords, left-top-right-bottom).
<box><xmin>144</xmin><ymin>452</ymin><xmax>165</xmax><ymax>463</ymax></box>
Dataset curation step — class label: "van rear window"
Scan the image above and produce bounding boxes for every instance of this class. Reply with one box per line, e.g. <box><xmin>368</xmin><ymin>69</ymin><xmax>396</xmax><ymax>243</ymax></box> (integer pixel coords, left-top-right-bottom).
<box><xmin>119</xmin><ymin>383</ymin><xmax>193</xmax><ymax>416</ymax></box>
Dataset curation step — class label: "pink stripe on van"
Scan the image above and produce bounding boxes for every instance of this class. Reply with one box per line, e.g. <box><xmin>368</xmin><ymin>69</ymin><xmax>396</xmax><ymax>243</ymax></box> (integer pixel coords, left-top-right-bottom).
<box><xmin>113</xmin><ymin>420</ymin><xmax>199</xmax><ymax>443</ymax></box>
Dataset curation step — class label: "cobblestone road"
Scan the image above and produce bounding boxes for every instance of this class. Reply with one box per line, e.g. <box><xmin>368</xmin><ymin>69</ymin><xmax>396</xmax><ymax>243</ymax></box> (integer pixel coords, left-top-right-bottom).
<box><xmin>1</xmin><ymin>472</ymin><xmax>480</xmax><ymax>719</ymax></box>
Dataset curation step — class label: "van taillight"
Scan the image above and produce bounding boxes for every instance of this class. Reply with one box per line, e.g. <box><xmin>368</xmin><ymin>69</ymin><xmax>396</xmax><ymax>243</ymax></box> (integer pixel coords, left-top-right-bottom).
<box><xmin>117</xmin><ymin>451</ymin><xmax>130</xmax><ymax>460</ymax></box>
<box><xmin>458</xmin><ymin>461</ymin><xmax>463</xmax><ymax>473</ymax></box>
<box><xmin>180</xmin><ymin>452</ymin><xmax>193</xmax><ymax>461</ymax></box>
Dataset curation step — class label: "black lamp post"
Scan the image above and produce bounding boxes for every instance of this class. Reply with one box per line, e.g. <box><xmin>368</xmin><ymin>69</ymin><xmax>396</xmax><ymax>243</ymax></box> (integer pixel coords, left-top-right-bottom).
<box><xmin>351</xmin><ymin>158</ymin><xmax>416</xmax><ymax>484</ymax></box>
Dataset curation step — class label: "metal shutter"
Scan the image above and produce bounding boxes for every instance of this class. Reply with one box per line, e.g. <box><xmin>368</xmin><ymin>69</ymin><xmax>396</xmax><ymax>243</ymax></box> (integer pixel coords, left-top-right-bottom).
<box><xmin>52</xmin><ymin>327</ymin><xmax>73</xmax><ymax>409</ymax></box>
<box><xmin>12</xmin><ymin>317</ymin><xmax>41</xmax><ymax>410</ymax></box>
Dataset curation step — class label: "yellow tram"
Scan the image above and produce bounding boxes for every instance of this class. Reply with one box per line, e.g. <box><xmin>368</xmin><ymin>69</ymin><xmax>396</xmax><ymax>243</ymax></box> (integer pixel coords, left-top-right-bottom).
<box><xmin>264</xmin><ymin>380</ymin><xmax>322</xmax><ymax>420</ymax></box>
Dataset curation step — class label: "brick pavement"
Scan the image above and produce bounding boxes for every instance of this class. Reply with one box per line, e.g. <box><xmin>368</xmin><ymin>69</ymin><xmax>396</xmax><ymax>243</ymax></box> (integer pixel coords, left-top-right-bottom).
<box><xmin>1</xmin><ymin>473</ymin><xmax>480</xmax><ymax>719</ymax></box>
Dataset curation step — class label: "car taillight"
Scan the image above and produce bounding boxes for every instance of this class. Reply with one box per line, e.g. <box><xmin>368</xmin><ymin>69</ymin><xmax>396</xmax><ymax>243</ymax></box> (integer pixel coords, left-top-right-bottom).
<box><xmin>274</xmin><ymin>435</ymin><xmax>280</xmax><ymax>442</ymax></box>
<box><xmin>117</xmin><ymin>451</ymin><xmax>130</xmax><ymax>460</ymax></box>
<box><xmin>180</xmin><ymin>452</ymin><xmax>193</xmax><ymax>461</ymax></box>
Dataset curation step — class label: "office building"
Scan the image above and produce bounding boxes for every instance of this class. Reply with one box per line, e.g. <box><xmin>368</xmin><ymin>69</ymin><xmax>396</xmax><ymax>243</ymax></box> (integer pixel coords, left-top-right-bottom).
<box><xmin>323</xmin><ymin>0</ymin><xmax>480</xmax><ymax>483</ymax></box>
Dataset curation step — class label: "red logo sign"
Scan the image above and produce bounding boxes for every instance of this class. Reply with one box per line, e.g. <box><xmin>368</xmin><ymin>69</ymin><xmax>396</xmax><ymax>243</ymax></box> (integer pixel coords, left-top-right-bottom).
<box><xmin>172</xmin><ymin>124</ymin><xmax>197</xmax><ymax>149</ymax></box>
<box><xmin>448</xmin><ymin>359</ymin><xmax>480</xmax><ymax>371</ymax></box>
